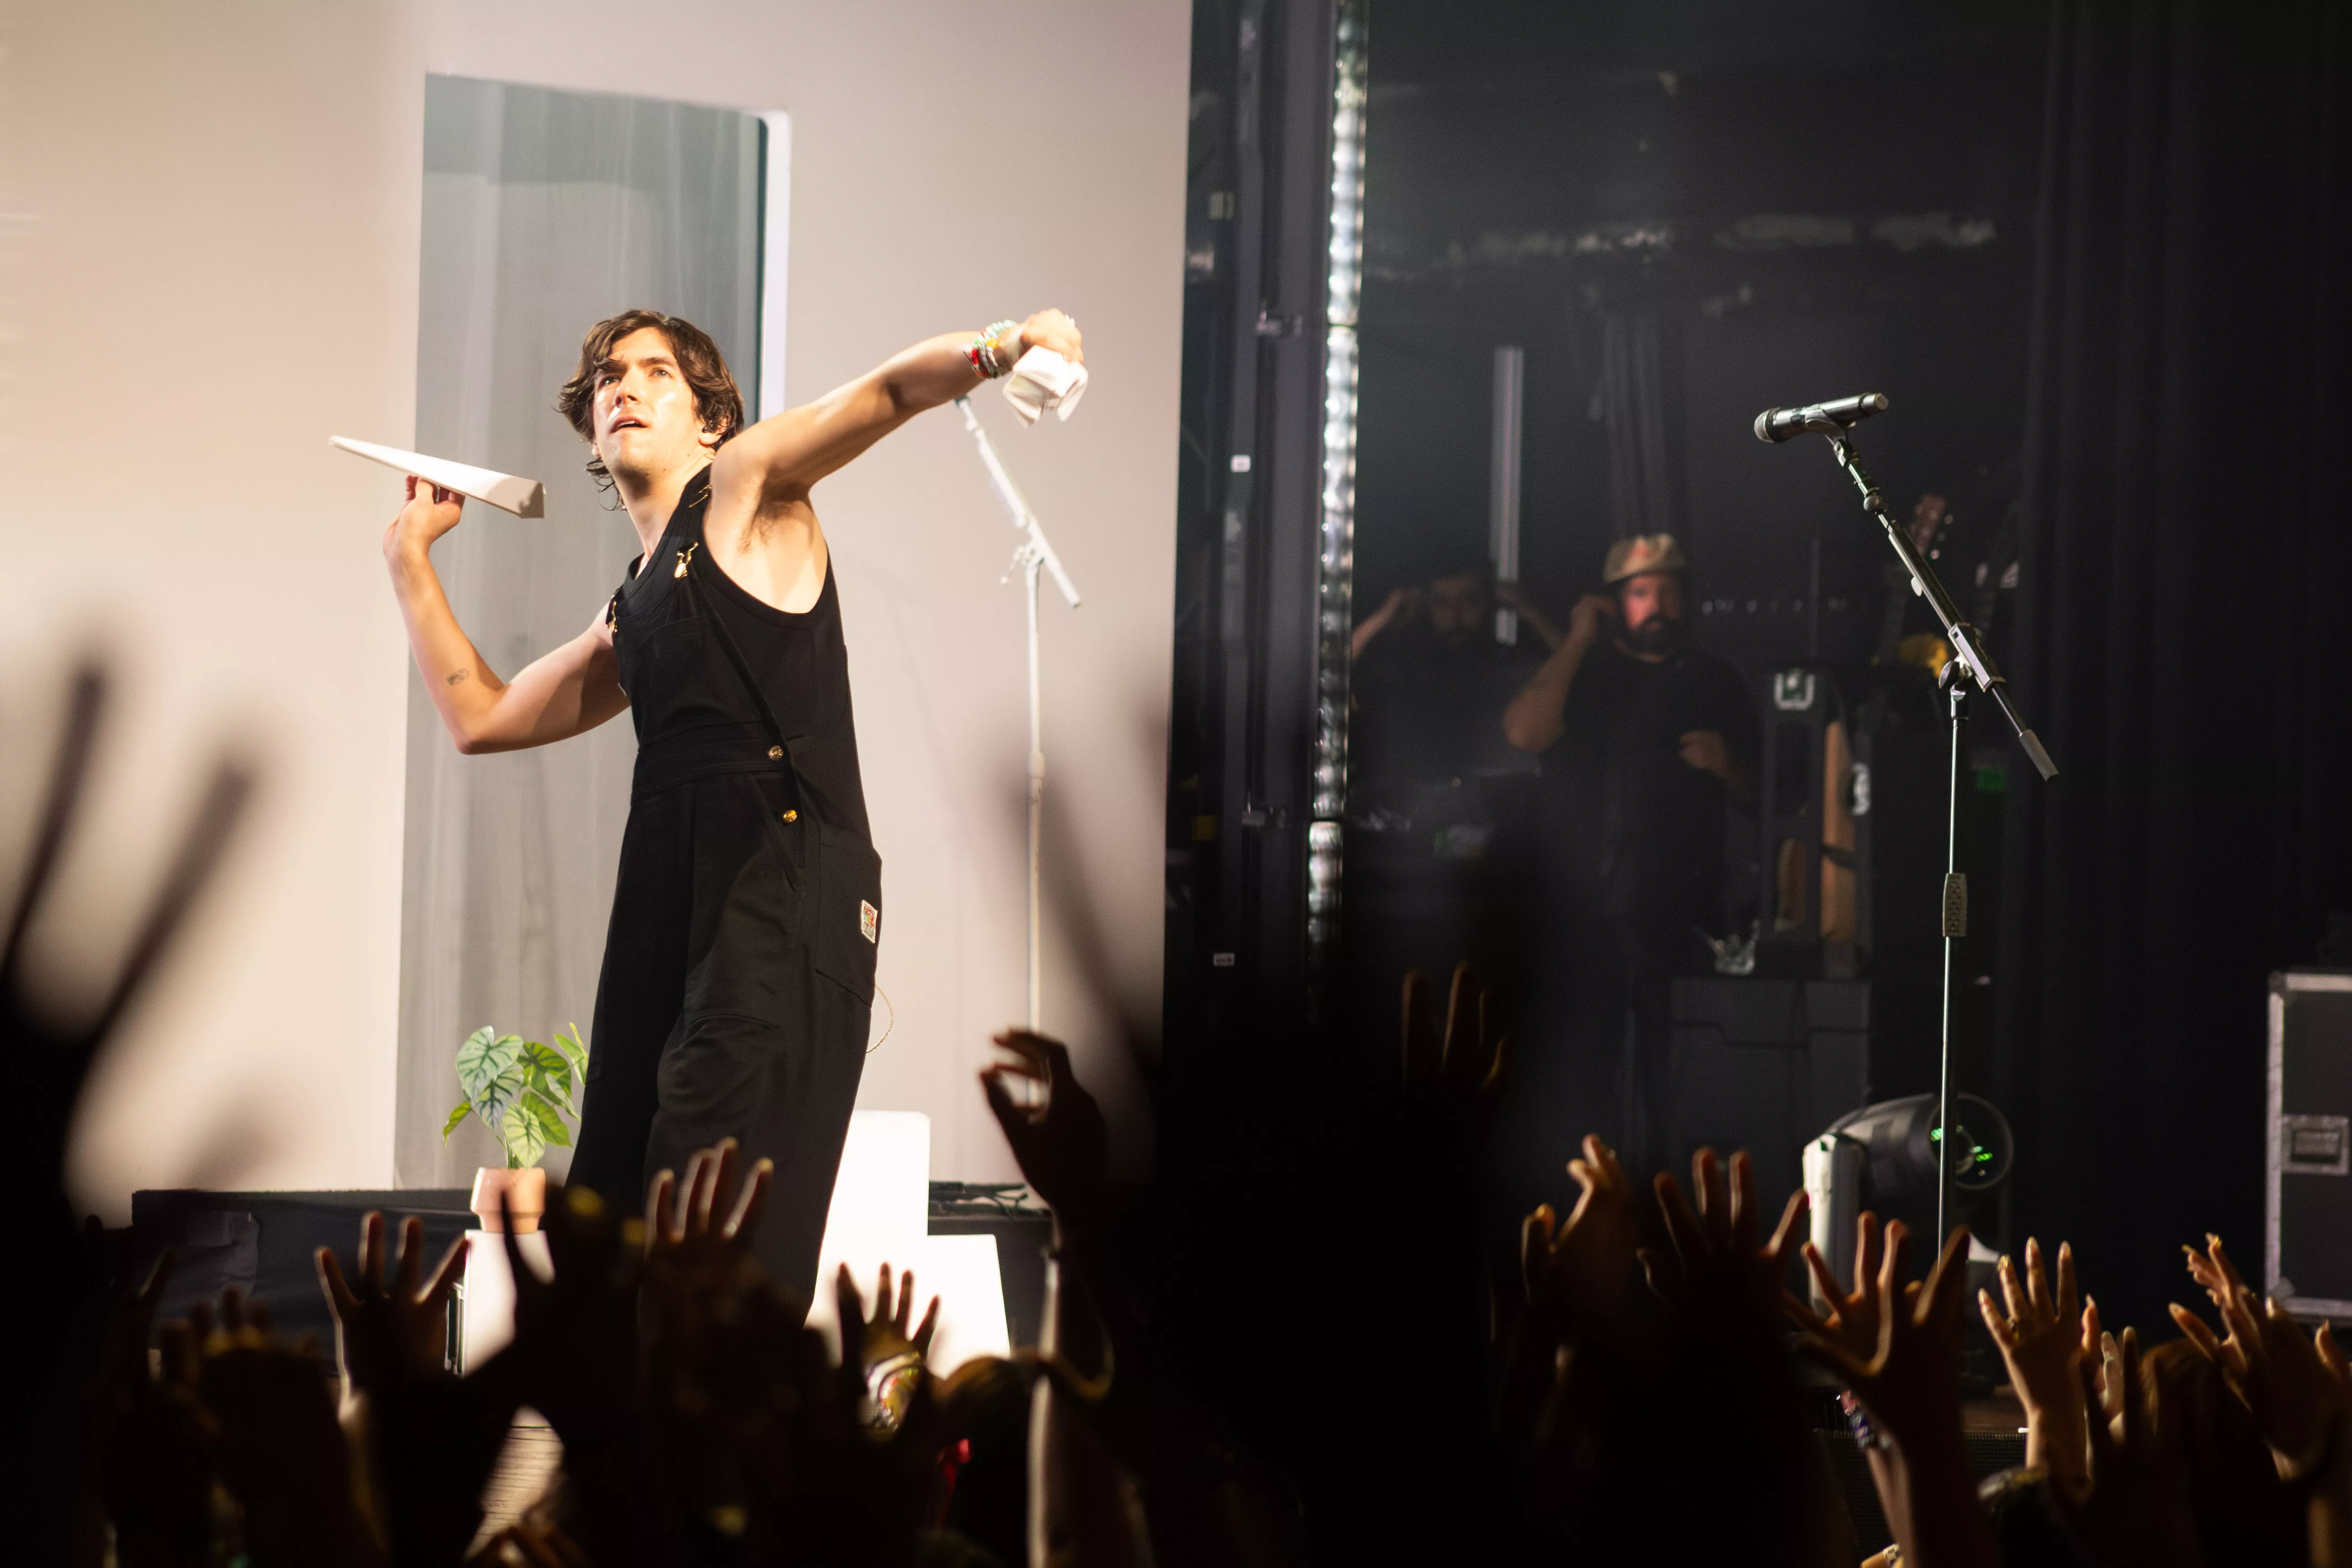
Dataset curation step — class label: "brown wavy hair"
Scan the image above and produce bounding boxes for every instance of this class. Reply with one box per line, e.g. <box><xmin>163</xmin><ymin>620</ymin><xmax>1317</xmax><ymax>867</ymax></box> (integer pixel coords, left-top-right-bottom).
<box><xmin>555</xmin><ymin>310</ymin><xmax>746</xmax><ymax>489</ymax></box>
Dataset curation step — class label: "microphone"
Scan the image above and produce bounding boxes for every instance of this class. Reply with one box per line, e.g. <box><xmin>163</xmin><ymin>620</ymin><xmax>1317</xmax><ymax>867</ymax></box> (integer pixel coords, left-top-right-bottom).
<box><xmin>1753</xmin><ymin>393</ymin><xmax>1890</xmax><ymax>444</ymax></box>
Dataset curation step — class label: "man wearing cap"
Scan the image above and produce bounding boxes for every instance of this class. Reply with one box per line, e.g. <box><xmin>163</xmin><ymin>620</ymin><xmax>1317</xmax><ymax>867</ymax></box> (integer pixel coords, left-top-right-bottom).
<box><xmin>1502</xmin><ymin>533</ymin><xmax>1756</xmax><ymax>1166</ymax></box>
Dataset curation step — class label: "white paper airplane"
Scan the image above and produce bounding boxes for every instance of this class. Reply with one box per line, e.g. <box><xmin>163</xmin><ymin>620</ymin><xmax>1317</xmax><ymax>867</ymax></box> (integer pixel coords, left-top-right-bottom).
<box><xmin>329</xmin><ymin>436</ymin><xmax>545</xmax><ymax>518</ymax></box>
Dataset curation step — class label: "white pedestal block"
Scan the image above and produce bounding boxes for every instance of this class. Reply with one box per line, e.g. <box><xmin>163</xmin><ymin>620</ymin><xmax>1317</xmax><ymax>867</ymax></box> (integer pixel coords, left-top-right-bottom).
<box><xmin>457</xmin><ymin>1229</ymin><xmax>551</xmax><ymax>1374</ymax></box>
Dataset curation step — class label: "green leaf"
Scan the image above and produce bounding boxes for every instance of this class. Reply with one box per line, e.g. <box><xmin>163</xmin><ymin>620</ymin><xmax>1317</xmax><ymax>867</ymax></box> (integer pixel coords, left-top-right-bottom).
<box><xmin>472</xmin><ymin>1058</ymin><xmax>529</xmax><ymax>1131</ymax></box>
<box><xmin>441</xmin><ymin>1102</ymin><xmax>471</xmax><ymax>1141</ymax></box>
<box><xmin>498</xmin><ymin>1100</ymin><xmax>545</xmax><ymax>1169</ymax></box>
<box><xmin>515</xmin><ymin>1090</ymin><xmax>573</xmax><ymax>1150</ymax></box>
<box><xmin>521</xmin><ymin>1041</ymin><xmax>574</xmax><ymax>1100</ymax></box>
<box><xmin>552</xmin><ymin>1023</ymin><xmax>590</xmax><ymax>1074</ymax></box>
<box><xmin>456</xmin><ymin>1027</ymin><xmax>521</xmax><ymax>1106</ymax></box>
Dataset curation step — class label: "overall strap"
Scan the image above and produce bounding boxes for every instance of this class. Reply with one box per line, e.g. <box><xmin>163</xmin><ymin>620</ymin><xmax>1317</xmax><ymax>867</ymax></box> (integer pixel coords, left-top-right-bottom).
<box><xmin>675</xmin><ymin>542</ymin><xmax>812</xmax><ymax>823</ymax></box>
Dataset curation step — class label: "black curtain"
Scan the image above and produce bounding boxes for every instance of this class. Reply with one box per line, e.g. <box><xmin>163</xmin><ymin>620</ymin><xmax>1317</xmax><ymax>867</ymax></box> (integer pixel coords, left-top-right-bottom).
<box><xmin>1996</xmin><ymin>0</ymin><xmax>2351</xmax><ymax>1327</ymax></box>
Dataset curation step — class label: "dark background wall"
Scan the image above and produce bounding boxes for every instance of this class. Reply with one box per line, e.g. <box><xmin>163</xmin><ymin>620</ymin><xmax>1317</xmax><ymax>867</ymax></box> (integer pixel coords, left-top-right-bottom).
<box><xmin>1357</xmin><ymin>0</ymin><xmax>2046</xmax><ymax>633</ymax></box>
<box><xmin>1352</xmin><ymin>0</ymin><xmax>2051</xmax><ymax>1103</ymax></box>
<box><xmin>1338</xmin><ymin>0</ymin><xmax>2352</xmax><ymax>1329</ymax></box>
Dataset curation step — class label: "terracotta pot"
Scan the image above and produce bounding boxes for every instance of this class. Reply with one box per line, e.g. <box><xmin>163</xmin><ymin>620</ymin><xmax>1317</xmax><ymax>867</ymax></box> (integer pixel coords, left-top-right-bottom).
<box><xmin>470</xmin><ymin>1165</ymin><xmax>546</xmax><ymax>1234</ymax></box>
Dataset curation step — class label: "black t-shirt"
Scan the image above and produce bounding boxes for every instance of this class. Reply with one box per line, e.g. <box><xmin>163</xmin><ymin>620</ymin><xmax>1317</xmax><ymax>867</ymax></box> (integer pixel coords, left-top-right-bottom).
<box><xmin>1536</xmin><ymin>641</ymin><xmax>1757</xmax><ymax>943</ymax></box>
<box><xmin>1353</xmin><ymin>630</ymin><xmax>1543</xmax><ymax>788</ymax></box>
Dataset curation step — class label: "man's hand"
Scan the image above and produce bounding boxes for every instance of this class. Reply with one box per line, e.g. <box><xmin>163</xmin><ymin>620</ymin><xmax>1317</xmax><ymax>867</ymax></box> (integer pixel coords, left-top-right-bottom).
<box><xmin>1352</xmin><ymin>585</ymin><xmax>1422</xmax><ymax>658</ymax></box>
<box><xmin>1645</xmin><ymin>1147</ymin><xmax>1808</xmax><ymax>1327</ymax></box>
<box><xmin>382</xmin><ymin>475</ymin><xmax>465</xmax><ymax>567</ymax></box>
<box><xmin>981</xmin><ymin>1031</ymin><xmax>1109</xmax><ymax>1233</ymax></box>
<box><xmin>1679</xmin><ymin>730</ymin><xmax>1731</xmax><ymax>778</ymax></box>
<box><xmin>1523</xmin><ymin>1134</ymin><xmax>1637</xmax><ymax>1326</ymax></box>
<box><xmin>1494</xmin><ymin>581</ymin><xmax>1565</xmax><ymax>650</ymax></box>
<box><xmin>1015</xmin><ymin>308</ymin><xmax>1084</xmax><ymax>364</ymax></box>
<box><xmin>2173</xmin><ymin>1232</ymin><xmax>2341</xmax><ymax>1475</ymax></box>
<box><xmin>1566</xmin><ymin>593</ymin><xmax>1616</xmax><ymax>649</ymax></box>
<box><xmin>1784</xmin><ymin>1209</ymin><xmax>1885</xmax><ymax>1366</ymax></box>
<box><xmin>1796</xmin><ymin>1221</ymin><xmax>1972</xmax><ymax>1445</ymax></box>
<box><xmin>1978</xmin><ymin>1238</ymin><xmax>2090</xmax><ymax>1493</ymax></box>
<box><xmin>316</xmin><ymin>1212</ymin><xmax>468</xmax><ymax>1402</ymax></box>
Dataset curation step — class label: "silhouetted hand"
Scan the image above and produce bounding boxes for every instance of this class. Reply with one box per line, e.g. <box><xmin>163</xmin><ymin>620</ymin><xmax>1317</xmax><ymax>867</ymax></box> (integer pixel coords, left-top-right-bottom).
<box><xmin>640</xmin><ymin>1138</ymin><xmax>774</xmax><ymax>1365</ymax></box>
<box><xmin>1645</xmin><ymin>1148</ymin><xmax>1806</xmax><ymax>1327</ymax></box>
<box><xmin>2174</xmin><ymin>1233</ymin><xmax>2341</xmax><ymax>1475</ymax></box>
<box><xmin>317</xmin><ymin>1213</ymin><xmax>467</xmax><ymax>1402</ymax></box>
<box><xmin>1398</xmin><ymin>963</ymin><xmax>1509</xmax><ymax>1101</ymax></box>
<box><xmin>1523</xmin><ymin>1134</ymin><xmax>1637</xmax><ymax>1326</ymax></box>
<box><xmin>1784</xmin><ymin>1208</ymin><xmax>1885</xmax><ymax>1366</ymax></box>
<box><xmin>981</xmin><ymin>1030</ymin><xmax>1109</xmax><ymax>1232</ymax></box>
<box><xmin>2</xmin><ymin>666</ymin><xmax>249</xmax><ymax>1565</ymax></box>
<box><xmin>1979</xmin><ymin>1237</ymin><xmax>2090</xmax><ymax>1493</ymax></box>
<box><xmin>1797</xmin><ymin>1224</ymin><xmax>1996</xmax><ymax>1568</ymax></box>
<box><xmin>182</xmin><ymin>1289</ymin><xmax>386</xmax><ymax>1568</ymax></box>
<box><xmin>1796</xmin><ymin>1221</ymin><xmax>1969</xmax><ymax>1447</ymax></box>
<box><xmin>501</xmin><ymin>1183</ymin><xmax>641</xmax><ymax>1441</ymax></box>
<box><xmin>100</xmin><ymin>1256</ymin><xmax>217</xmax><ymax>1568</ymax></box>
<box><xmin>2057</xmin><ymin>1326</ymin><xmax>2205</xmax><ymax>1568</ymax></box>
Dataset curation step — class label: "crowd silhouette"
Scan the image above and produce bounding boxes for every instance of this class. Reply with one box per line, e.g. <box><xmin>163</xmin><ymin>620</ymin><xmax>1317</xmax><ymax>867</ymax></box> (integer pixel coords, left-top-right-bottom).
<box><xmin>15</xmin><ymin>665</ymin><xmax>2352</xmax><ymax>1568</ymax></box>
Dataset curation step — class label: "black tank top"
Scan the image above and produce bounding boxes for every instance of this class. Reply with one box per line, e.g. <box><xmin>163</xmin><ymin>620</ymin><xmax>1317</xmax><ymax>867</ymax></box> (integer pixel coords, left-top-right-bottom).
<box><xmin>608</xmin><ymin>468</ymin><xmax>872</xmax><ymax>840</ymax></box>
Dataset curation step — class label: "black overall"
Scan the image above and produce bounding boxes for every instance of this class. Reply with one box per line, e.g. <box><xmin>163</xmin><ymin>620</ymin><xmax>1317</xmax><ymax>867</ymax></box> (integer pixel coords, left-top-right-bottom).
<box><xmin>568</xmin><ymin>469</ymin><xmax>882</xmax><ymax>1302</ymax></box>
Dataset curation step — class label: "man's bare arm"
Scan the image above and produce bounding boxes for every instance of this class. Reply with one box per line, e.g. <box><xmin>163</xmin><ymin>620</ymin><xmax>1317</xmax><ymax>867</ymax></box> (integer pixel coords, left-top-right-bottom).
<box><xmin>1503</xmin><ymin>595</ymin><xmax>1614</xmax><ymax>752</ymax></box>
<box><xmin>384</xmin><ymin>478</ymin><xmax>629</xmax><ymax>755</ymax></box>
<box><xmin>706</xmin><ymin>310</ymin><xmax>1083</xmax><ymax>526</ymax></box>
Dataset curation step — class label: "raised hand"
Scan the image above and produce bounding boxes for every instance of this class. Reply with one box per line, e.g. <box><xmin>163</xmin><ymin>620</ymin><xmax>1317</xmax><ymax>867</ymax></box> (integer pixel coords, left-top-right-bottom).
<box><xmin>1646</xmin><ymin>1147</ymin><xmax>1807</xmax><ymax>1324</ymax></box>
<box><xmin>1796</xmin><ymin>1223</ymin><xmax>1995</xmax><ymax>1568</ymax></box>
<box><xmin>500</xmin><ymin>1182</ymin><xmax>641</xmax><ymax>1439</ymax></box>
<box><xmin>1398</xmin><ymin>963</ymin><xmax>1509</xmax><ymax>1099</ymax></box>
<box><xmin>1016</xmin><ymin>308</ymin><xmax>1083</xmax><ymax>365</ymax></box>
<box><xmin>1795</xmin><ymin>1221</ymin><xmax>1972</xmax><ymax>1446</ymax></box>
<box><xmin>1523</xmin><ymin>1134</ymin><xmax>1638</xmax><ymax>1326</ymax></box>
<box><xmin>2173</xmin><ymin>1232</ymin><xmax>2340</xmax><ymax>1474</ymax></box>
<box><xmin>980</xmin><ymin>1030</ymin><xmax>1109</xmax><ymax>1231</ymax></box>
<box><xmin>381</xmin><ymin>475</ymin><xmax>467</xmax><ymax>565</ymax></box>
<box><xmin>7</xmin><ymin>665</ymin><xmax>251</xmax><ymax>1257</ymax></box>
<box><xmin>1784</xmin><ymin>1208</ymin><xmax>1885</xmax><ymax>1365</ymax></box>
<box><xmin>316</xmin><ymin>1213</ymin><xmax>467</xmax><ymax>1400</ymax></box>
<box><xmin>181</xmin><ymin>1289</ymin><xmax>387</xmax><ymax>1568</ymax></box>
<box><xmin>837</xmin><ymin>1262</ymin><xmax>941</xmax><ymax>1435</ymax></box>
<box><xmin>2057</xmin><ymin>1326</ymin><xmax>2204</xmax><ymax>1568</ymax></box>
<box><xmin>1978</xmin><ymin>1237</ymin><xmax>2090</xmax><ymax>1492</ymax></box>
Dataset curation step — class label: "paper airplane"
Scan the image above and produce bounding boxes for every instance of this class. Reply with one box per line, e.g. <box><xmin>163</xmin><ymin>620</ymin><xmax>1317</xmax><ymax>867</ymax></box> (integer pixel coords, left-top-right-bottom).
<box><xmin>329</xmin><ymin>436</ymin><xmax>545</xmax><ymax>518</ymax></box>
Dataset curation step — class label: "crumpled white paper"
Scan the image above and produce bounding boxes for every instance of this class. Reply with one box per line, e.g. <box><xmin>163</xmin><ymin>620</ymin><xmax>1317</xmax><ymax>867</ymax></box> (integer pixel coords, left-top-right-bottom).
<box><xmin>1001</xmin><ymin>346</ymin><xmax>1089</xmax><ymax>426</ymax></box>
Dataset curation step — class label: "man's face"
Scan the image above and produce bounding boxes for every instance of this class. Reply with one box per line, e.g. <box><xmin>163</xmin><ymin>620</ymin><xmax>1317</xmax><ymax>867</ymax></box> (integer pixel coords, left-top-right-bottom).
<box><xmin>1425</xmin><ymin>573</ymin><xmax>1489</xmax><ymax>640</ymax></box>
<box><xmin>1618</xmin><ymin>571</ymin><xmax>1685</xmax><ymax>657</ymax></box>
<box><xmin>590</xmin><ymin>327</ymin><xmax>718</xmax><ymax>485</ymax></box>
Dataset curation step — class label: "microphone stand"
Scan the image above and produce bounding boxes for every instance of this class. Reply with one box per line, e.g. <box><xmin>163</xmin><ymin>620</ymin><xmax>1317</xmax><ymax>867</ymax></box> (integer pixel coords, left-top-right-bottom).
<box><xmin>956</xmin><ymin>396</ymin><xmax>1082</xmax><ymax>1034</ymax></box>
<box><xmin>1816</xmin><ymin>427</ymin><xmax>2057</xmax><ymax>1245</ymax></box>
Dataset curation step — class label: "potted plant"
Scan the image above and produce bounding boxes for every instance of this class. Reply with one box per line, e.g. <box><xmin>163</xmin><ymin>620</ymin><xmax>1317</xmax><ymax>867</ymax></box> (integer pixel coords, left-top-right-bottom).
<box><xmin>443</xmin><ymin>1023</ymin><xmax>586</xmax><ymax>1233</ymax></box>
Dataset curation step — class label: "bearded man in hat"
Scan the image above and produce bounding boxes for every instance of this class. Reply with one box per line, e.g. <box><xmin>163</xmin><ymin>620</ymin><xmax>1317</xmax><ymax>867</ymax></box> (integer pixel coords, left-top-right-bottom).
<box><xmin>1501</xmin><ymin>533</ymin><xmax>1756</xmax><ymax>1170</ymax></box>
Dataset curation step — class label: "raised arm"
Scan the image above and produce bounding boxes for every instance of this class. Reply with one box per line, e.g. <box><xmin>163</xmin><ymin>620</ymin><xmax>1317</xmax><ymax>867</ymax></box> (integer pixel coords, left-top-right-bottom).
<box><xmin>383</xmin><ymin>478</ymin><xmax>629</xmax><ymax>755</ymax></box>
<box><xmin>707</xmin><ymin>309</ymin><xmax>1082</xmax><ymax>519</ymax></box>
<box><xmin>1503</xmin><ymin>594</ymin><xmax>1614</xmax><ymax>752</ymax></box>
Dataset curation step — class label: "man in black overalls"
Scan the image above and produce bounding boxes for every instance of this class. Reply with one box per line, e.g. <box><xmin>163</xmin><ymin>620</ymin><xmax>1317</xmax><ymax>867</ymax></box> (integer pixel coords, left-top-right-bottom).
<box><xmin>382</xmin><ymin>307</ymin><xmax>1084</xmax><ymax>1298</ymax></box>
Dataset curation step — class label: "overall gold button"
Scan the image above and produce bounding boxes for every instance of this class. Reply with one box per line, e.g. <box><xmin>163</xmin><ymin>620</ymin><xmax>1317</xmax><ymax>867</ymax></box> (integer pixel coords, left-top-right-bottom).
<box><xmin>781</xmin><ymin>809</ymin><xmax>798</xmax><ymax>822</ymax></box>
<box><xmin>767</xmin><ymin>744</ymin><xmax>784</xmax><ymax>760</ymax></box>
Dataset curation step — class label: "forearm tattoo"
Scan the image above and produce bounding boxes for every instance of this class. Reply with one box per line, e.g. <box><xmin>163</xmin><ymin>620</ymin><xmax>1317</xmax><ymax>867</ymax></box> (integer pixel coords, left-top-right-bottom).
<box><xmin>446</xmin><ymin>669</ymin><xmax>471</xmax><ymax>686</ymax></box>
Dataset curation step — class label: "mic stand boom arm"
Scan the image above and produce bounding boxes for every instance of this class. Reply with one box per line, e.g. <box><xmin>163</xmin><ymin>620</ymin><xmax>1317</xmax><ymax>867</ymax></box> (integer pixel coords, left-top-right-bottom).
<box><xmin>1828</xmin><ymin>430</ymin><xmax>2056</xmax><ymax>781</ymax></box>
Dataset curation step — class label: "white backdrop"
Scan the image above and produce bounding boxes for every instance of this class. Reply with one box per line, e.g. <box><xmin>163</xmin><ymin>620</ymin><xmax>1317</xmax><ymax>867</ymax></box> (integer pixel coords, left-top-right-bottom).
<box><xmin>3</xmin><ymin>0</ymin><xmax>1188</xmax><ymax>1215</ymax></box>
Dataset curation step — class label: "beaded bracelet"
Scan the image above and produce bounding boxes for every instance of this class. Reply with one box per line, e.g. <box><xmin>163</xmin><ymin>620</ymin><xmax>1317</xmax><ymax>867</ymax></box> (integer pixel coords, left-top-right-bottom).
<box><xmin>969</xmin><ymin>319</ymin><xmax>1020</xmax><ymax>379</ymax></box>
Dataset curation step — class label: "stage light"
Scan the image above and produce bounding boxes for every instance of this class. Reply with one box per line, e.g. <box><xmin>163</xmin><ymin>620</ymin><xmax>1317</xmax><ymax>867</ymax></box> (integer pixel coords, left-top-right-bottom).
<box><xmin>1802</xmin><ymin>1091</ymin><xmax>2012</xmax><ymax>1304</ymax></box>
